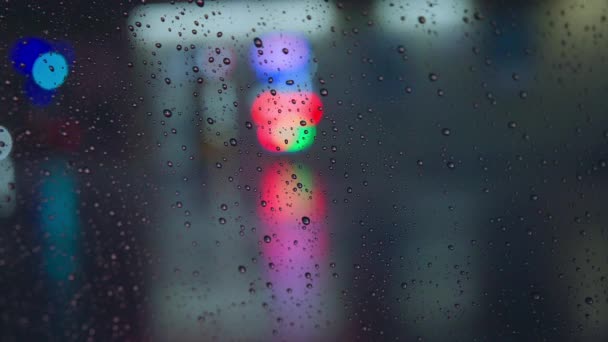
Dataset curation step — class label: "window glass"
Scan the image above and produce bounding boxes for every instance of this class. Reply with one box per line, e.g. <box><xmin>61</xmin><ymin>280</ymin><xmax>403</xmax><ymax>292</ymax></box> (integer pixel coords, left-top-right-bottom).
<box><xmin>2</xmin><ymin>1</ymin><xmax>608</xmax><ymax>341</ymax></box>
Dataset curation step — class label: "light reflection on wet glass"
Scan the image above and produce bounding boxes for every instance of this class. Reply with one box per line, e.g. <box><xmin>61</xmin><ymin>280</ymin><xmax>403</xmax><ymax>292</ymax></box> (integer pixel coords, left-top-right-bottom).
<box><xmin>2</xmin><ymin>0</ymin><xmax>608</xmax><ymax>341</ymax></box>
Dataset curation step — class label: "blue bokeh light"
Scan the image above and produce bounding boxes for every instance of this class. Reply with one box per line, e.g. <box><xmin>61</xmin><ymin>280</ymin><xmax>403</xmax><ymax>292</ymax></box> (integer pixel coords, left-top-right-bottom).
<box><xmin>32</xmin><ymin>52</ymin><xmax>69</xmax><ymax>90</ymax></box>
<box><xmin>250</xmin><ymin>33</ymin><xmax>313</xmax><ymax>81</ymax></box>
<box><xmin>10</xmin><ymin>37</ymin><xmax>53</xmax><ymax>75</ymax></box>
<box><xmin>25</xmin><ymin>78</ymin><xmax>55</xmax><ymax>106</ymax></box>
<box><xmin>11</xmin><ymin>37</ymin><xmax>73</xmax><ymax>105</ymax></box>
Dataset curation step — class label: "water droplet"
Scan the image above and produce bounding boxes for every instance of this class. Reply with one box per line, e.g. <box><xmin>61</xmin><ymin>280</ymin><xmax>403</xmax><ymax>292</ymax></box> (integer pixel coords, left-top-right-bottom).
<box><xmin>238</xmin><ymin>265</ymin><xmax>247</xmax><ymax>273</ymax></box>
<box><xmin>263</xmin><ymin>235</ymin><xmax>272</xmax><ymax>243</ymax></box>
<box><xmin>302</xmin><ymin>216</ymin><xmax>311</xmax><ymax>225</ymax></box>
<box><xmin>163</xmin><ymin>109</ymin><xmax>172</xmax><ymax>118</ymax></box>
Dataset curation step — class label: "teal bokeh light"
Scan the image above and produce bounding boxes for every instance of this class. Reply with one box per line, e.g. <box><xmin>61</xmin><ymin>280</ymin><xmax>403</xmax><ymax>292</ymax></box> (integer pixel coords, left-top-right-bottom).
<box><xmin>39</xmin><ymin>159</ymin><xmax>78</xmax><ymax>281</ymax></box>
<box><xmin>32</xmin><ymin>52</ymin><xmax>69</xmax><ymax>90</ymax></box>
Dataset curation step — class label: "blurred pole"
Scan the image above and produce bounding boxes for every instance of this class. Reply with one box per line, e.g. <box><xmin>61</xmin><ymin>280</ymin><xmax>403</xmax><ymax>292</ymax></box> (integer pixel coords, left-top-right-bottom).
<box><xmin>0</xmin><ymin>125</ymin><xmax>16</xmax><ymax>218</ymax></box>
<box><xmin>0</xmin><ymin>157</ymin><xmax>16</xmax><ymax>218</ymax></box>
<box><xmin>37</xmin><ymin>156</ymin><xmax>82</xmax><ymax>339</ymax></box>
<box><xmin>258</xmin><ymin>160</ymin><xmax>339</xmax><ymax>341</ymax></box>
<box><xmin>199</xmin><ymin>45</ymin><xmax>239</xmax><ymax>149</ymax></box>
<box><xmin>132</xmin><ymin>21</ymin><xmax>267</xmax><ymax>342</ymax></box>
